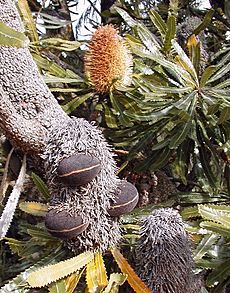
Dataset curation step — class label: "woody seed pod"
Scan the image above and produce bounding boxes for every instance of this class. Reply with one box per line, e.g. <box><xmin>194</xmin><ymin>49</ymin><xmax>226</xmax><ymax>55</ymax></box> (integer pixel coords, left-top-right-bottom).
<box><xmin>45</xmin><ymin>209</ymin><xmax>89</xmax><ymax>239</ymax></box>
<box><xmin>57</xmin><ymin>153</ymin><xmax>101</xmax><ymax>187</ymax></box>
<box><xmin>108</xmin><ymin>180</ymin><xmax>139</xmax><ymax>217</ymax></box>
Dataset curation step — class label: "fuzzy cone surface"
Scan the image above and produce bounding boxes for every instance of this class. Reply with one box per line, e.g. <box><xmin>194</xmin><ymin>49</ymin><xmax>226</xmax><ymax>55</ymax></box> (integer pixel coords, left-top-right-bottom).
<box><xmin>85</xmin><ymin>24</ymin><xmax>133</xmax><ymax>93</ymax></box>
<box><xmin>43</xmin><ymin>117</ymin><xmax>121</xmax><ymax>253</ymax></box>
<box><xmin>135</xmin><ymin>208</ymin><xmax>195</xmax><ymax>293</ymax></box>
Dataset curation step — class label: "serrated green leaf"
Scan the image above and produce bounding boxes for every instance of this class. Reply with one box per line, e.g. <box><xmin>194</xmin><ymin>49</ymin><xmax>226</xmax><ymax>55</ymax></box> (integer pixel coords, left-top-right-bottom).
<box><xmin>207</xmin><ymin>103</ymin><xmax>219</xmax><ymax>115</ymax></box>
<box><xmin>111</xmin><ymin>248</ymin><xmax>151</xmax><ymax>293</ymax></box>
<box><xmin>18</xmin><ymin>0</ymin><xmax>39</xmax><ymax>43</ymax></box>
<box><xmin>173</xmin><ymin>40</ymin><xmax>198</xmax><ymax>85</ymax></box>
<box><xmin>62</xmin><ymin>93</ymin><xmax>93</xmax><ymax>114</ymax></box>
<box><xmin>193</xmin><ymin>9</ymin><xmax>214</xmax><ymax>35</ymax></box>
<box><xmin>44</xmin><ymin>76</ymin><xmax>83</xmax><ymax>84</ymax></box>
<box><xmin>214</xmin><ymin>79</ymin><xmax>230</xmax><ymax>89</ymax></box>
<box><xmin>32</xmin><ymin>54</ymin><xmax>66</xmax><ymax>77</ymax></box>
<box><xmin>86</xmin><ymin>257</ymin><xmax>98</xmax><ymax>293</ymax></box>
<box><xmin>206</xmin><ymin>259</ymin><xmax>230</xmax><ymax>287</ymax></box>
<box><xmin>65</xmin><ymin>270</ymin><xmax>84</xmax><ymax>293</ymax></box>
<box><xmin>31</xmin><ymin>172</ymin><xmax>50</xmax><ymax>200</ymax></box>
<box><xmin>169</xmin><ymin>121</ymin><xmax>192</xmax><ymax>149</ymax></box>
<box><xmin>0</xmin><ymin>250</ymin><xmax>65</xmax><ymax>292</ymax></box>
<box><xmin>181</xmin><ymin>206</ymin><xmax>199</xmax><ymax>220</ymax></box>
<box><xmin>200</xmin><ymin>221</ymin><xmax>230</xmax><ymax>238</ymax></box>
<box><xmin>136</xmin><ymin>147</ymin><xmax>171</xmax><ymax>172</ymax></box>
<box><xmin>0</xmin><ymin>22</ymin><xmax>29</xmax><ymax>47</ymax></box>
<box><xmin>33</xmin><ymin>38</ymin><xmax>81</xmax><ymax>51</ymax></box>
<box><xmin>163</xmin><ymin>15</ymin><xmax>176</xmax><ymax>52</ymax></box>
<box><xmin>136</xmin><ymin>24</ymin><xmax>161</xmax><ymax>56</ymax></box>
<box><xmin>218</xmin><ymin>107</ymin><xmax>230</xmax><ymax>124</ymax></box>
<box><xmin>103</xmin><ymin>273</ymin><xmax>127</xmax><ymax>293</ymax></box>
<box><xmin>103</xmin><ymin>103</ymin><xmax>118</xmax><ymax>128</ymax></box>
<box><xmin>149</xmin><ymin>10</ymin><xmax>167</xmax><ymax>40</ymax></box>
<box><xmin>95</xmin><ymin>251</ymin><xmax>108</xmax><ymax>289</ymax></box>
<box><xmin>194</xmin><ymin>233</ymin><xmax>219</xmax><ymax>262</ymax></box>
<box><xmin>114</xmin><ymin>7</ymin><xmax>137</xmax><ymax>27</ymax></box>
<box><xmin>27</xmin><ymin>251</ymin><xmax>94</xmax><ymax>288</ymax></box>
<box><xmin>198</xmin><ymin>205</ymin><xmax>230</xmax><ymax>229</ymax></box>
<box><xmin>19</xmin><ymin>201</ymin><xmax>48</xmax><ymax>217</ymax></box>
<box><xmin>208</xmin><ymin>57</ymin><xmax>230</xmax><ymax>83</ymax></box>
<box><xmin>177</xmin><ymin>192</ymin><xmax>227</xmax><ymax>204</ymax></box>
<box><xmin>49</xmin><ymin>279</ymin><xmax>66</xmax><ymax>293</ymax></box>
<box><xmin>200</xmin><ymin>65</ymin><xmax>216</xmax><ymax>87</ymax></box>
<box><xmin>198</xmin><ymin>146</ymin><xmax>218</xmax><ymax>190</ymax></box>
<box><xmin>187</xmin><ymin>34</ymin><xmax>200</xmax><ymax>74</ymax></box>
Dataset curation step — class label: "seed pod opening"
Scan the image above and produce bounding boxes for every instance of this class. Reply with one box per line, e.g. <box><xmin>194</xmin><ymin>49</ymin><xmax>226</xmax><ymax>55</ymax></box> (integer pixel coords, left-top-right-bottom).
<box><xmin>45</xmin><ymin>209</ymin><xmax>89</xmax><ymax>239</ymax></box>
<box><xmin>108</xmin><ymin>180</ymin><xmax>139</xmax><ymax>217</ymax></box>
<box><xmin>57</xmin><ymin>153</ymin><xmax>101</xmax><ymax>187</ymax></box>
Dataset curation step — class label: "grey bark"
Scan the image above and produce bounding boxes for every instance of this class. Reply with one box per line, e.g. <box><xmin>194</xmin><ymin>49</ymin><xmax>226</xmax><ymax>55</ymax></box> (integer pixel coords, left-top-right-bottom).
<box><xmin>0</xmin><ymin>0</ymin><xmax>69</xmax><ymax>155</ymax></box>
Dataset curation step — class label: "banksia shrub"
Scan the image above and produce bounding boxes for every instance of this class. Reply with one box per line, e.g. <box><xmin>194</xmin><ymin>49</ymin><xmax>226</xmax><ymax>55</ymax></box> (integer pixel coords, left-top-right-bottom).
<box><xmin>85</xmin><ymin>24</ymin><xmax>133</xmax><ymax>93</ymax></box>
<box><xmin>135</xmin><ymin>208</ymin><xmax>195</xmax><ymax>293</ymax></box>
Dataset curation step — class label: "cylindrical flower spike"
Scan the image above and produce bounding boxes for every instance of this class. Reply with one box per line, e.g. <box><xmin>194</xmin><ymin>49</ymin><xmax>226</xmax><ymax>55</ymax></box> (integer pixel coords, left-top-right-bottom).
<box><xmin>85</xmin><ymin>24</ymin><xmax>133</xmax><ymax>93</ymax></box>
<box><xmin>135</xmin><ymin>208</ymin><xmax>195</xmax><ymax>293</ymax></box>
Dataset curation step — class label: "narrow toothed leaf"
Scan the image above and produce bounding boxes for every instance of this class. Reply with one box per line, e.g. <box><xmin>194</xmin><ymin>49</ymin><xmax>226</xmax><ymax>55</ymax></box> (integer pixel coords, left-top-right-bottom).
<box><xmin>103</xmin><ymin>273</ymin><xmax>127</xmax><ymax>293</ymax></box>
<box><xmin>18</xmin><ymin>0</ymin><xmax>39</xmax><ymax>42</ymax></box>
<box><xmin>95</xmin><ymin>251</ymin><xmax>108</xmax><ymax>289</ymax></box>
<box><xmin>0</xmin><ymin>22</ymin><xmax>29</xmax><ymax>47</ymax></box>
<box><xmin>0</xmin><ymin>155</ymin><xmax>26</xmax><ymax>240</ymax></box>
<box><xmin>27</xmin><ymin>251</ymin><xmax>94</xmax><ymax>288</ymax></box>
<box><xmin>65</xmin><ymin>270</ymin><xmax>84</xmax><ymax>293</ymax></box>
<box><xmin>194</xmin><ymin>233</ymin><xmax>219</xmax><ymax>262</ymax></box>
<box><xmin>0</xmin><ymin>250</ymin><xmax>65</xmax><ymax>292</ymax></box>
<box><xmin>111</xmin><ymin>248</ymin><xmax>151</xmax><ymax>293</ymax></box>
<box><xmin>19</xmin><ymin>201</ymin><xmax>48</xmax><ymax>217</ymax></box>
<box><xmin>86</xmin><ymin>256</ymin><xmax>98</xmax><ymax>292</ymax></box>
<box><xmin>48</xmin><ymin>279</ymin><xmax>66</xmax><ymax>293</ymax></box>
<box><xmin>31</xmin><ymin>172</ymin><xmax>50</xmax><ymax>200</ymax></box>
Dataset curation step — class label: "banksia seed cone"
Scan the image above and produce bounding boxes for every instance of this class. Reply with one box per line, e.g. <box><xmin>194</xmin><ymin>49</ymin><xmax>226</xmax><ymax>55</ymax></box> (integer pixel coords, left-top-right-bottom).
<box><xmin>135</xmin><ymin>208</ymin><xmax>195</xmax><ymax>293</ymax></box>
<box><xmin>42</xmin><ymin>117</ymin><xmax>121</xmax><ymax>253</ymax></box>
<box><xmin>85</xmin><ymin>24</ymin><xmax>133</xmax><ymax>93</ymax></box>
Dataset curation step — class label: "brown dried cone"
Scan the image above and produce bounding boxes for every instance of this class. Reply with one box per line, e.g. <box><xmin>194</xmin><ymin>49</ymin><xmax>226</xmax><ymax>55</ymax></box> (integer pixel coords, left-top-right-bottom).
<box><xmin>85</xmin><ymin>24</ymin><xmax>133</xmax><ymax>93</ymax></box>
<box><xmin>43</xmin><ymin>117</ymin><xmax>122</xmax><ymax>253</ymax></box>
<box><xmin>135</xmin><ymin>208</ymin><xmax>196</xmax><ymax>293</ymax></box>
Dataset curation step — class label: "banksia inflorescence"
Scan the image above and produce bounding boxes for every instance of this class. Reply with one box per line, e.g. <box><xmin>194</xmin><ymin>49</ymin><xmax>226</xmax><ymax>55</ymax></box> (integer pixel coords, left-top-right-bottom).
<box><xmin>135</xmin><ymin>208</ymin><xmax>195</xmax><ymax>293</ymax></box>
<box><xmin>84</xmin><ymin>24</ymin><xmax>133</xmax><ymax>93</ymax></box>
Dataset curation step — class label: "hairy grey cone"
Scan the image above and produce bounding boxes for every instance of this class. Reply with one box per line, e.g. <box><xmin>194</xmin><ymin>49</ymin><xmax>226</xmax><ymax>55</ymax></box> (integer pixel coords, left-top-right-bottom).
<box><xmin>42</xmin><ymin>117</ymin><xmax>121</xmax><ymax>253</ymax></box>
<box><xmin>135</xmin><ymin>208</ymin><xmax>196</xmax><ymax>293</ymax></box>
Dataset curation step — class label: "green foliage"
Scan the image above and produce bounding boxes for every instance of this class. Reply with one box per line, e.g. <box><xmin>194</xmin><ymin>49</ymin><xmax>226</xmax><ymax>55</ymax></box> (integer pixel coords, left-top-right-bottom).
<box><xmin>0</xmin><ymin>22</ymin><xmax>29</xmax><ymax>48</ymax></box>
<box><xmin>184</xmin><ymin>204</ymin><xmax>230</xmax><ymax>290</ymax></box>
<box><xmin>103</xmin><ymin>6</ymin><xmax>229</xmax><ymax>197</ymax></box>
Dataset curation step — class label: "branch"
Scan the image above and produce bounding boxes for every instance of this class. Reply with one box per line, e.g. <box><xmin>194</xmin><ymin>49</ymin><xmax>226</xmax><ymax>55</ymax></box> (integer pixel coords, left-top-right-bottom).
<box><xmin>0</xmin><ymin>86</ymin><xmax>44</xmax><ymax>154</ymax></box>
<box><xmin>0</xmin><ymin>0</ymin><xmax>69</xmax><ymax>154</ymax></box>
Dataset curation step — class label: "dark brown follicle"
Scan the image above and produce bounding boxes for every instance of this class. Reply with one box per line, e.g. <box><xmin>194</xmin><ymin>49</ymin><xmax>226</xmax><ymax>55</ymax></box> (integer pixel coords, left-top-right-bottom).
<box><xmin>57</xmin><ymin>153</ymin><xmax>101</xmax><ymax>187</ymax></box>
<box><xmin>45</xmin><ymin>209</ymin><xmax>89</xmax><ymax>239</ymax></box>
<box><xmin>108</xmin><ymin>180</ymin><xmax>139</xmax><ymax>217</ymax></box>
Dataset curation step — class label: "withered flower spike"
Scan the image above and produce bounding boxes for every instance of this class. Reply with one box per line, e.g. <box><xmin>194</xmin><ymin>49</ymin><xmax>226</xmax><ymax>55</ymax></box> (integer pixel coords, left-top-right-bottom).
<box><xmin>85</xmin><ymin>24</ymin><xmax>133</xmax><ymax>93</ymax></box>
<box><xmin>135</xmin><ymin>208</ymin><xmax>196</xmax><ymax>293</ymax></box>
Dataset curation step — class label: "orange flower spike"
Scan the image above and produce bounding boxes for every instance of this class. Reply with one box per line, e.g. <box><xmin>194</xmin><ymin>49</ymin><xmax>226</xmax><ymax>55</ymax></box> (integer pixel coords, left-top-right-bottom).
<box><xmin>85</xmin><ymin>25</ymin><xmax>133</xmax><ymax>93</ymax></box>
